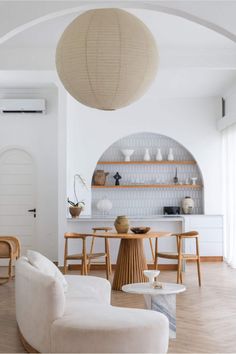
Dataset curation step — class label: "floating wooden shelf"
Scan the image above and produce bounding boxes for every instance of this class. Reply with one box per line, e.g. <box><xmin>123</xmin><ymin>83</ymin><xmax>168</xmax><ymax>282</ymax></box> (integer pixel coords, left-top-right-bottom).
<box><xmin>92</xmin><ymin>184</ymin><xmax>202</xmax><ymax>189</ymax></box>
<box><xmin>97</xmin><ymin>160</ymin><xmax>196</xmax><ymax>165</ymax></box>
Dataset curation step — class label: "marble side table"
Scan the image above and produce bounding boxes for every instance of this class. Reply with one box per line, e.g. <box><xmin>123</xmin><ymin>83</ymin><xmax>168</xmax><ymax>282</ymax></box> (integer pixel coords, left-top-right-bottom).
<box><xmin>122</xmin><ymin>282</ymin><xmax>186</xmax><ymax>338</ymax></box>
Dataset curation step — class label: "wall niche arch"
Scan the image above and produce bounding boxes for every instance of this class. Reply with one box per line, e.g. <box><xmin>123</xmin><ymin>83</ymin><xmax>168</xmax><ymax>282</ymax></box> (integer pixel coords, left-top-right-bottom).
<box><xmin>92</xmin><ymin>132</ymin><xmax>204</xmax><ymax>216</ymax></box>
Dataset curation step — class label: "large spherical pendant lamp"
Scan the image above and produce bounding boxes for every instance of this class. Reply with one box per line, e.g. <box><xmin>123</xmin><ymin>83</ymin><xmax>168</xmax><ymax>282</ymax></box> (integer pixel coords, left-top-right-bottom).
<box><xmin>56</xmin><ymin>8</ymin><xmax>158</xmax><ymax>110</ymax></box>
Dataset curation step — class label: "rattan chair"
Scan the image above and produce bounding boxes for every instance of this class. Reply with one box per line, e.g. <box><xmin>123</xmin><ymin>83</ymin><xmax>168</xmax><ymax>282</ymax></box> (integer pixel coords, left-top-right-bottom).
<box><xmin>0</xmin><ymin>236</ymin><xmax>21</xmax><ymax>284</ymax></box>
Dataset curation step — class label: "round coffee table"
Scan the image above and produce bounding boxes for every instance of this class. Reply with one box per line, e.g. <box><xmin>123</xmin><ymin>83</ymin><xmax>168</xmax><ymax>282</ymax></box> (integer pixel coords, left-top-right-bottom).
<box><xmin>122</xmin><ymin>282</ymin><xmax>186</xmax><ymax>338</ymax></box>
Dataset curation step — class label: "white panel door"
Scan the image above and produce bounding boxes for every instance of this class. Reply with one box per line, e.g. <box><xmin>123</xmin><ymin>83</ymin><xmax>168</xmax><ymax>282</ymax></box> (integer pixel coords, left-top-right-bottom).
<box><xmin>0</xmin><ymin>148</ymin><xmax>35</xmax><ymax>258</ymax></box>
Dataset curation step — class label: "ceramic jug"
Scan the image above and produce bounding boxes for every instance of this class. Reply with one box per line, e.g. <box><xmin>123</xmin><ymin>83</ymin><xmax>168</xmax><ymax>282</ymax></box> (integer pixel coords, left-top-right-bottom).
<box><xmin>92</xmin><ymin>170</ymin><xmax>109</xmax><ymax>186</ymax></box>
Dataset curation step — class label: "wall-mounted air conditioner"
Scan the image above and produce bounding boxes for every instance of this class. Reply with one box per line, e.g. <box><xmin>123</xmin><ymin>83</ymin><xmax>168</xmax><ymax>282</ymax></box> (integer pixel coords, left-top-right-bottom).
<box><xmin>0</xmin><ymin>99</ymin><xmax>46</xmax><ymax>114</ymax></box>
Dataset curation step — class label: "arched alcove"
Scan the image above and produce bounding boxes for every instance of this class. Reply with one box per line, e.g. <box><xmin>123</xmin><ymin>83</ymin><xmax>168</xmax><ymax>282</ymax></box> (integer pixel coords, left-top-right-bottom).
<box><xmin>92</xmin><ymin>132</ymin><xmax>204</xmax><ymax>216</ymax></box>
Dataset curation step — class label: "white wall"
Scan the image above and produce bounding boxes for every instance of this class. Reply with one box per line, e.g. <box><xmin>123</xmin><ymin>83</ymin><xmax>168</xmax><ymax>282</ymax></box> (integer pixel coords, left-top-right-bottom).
<box><xmin>0</xmin><ymin>87</ymin><xmax>59</xmax><ymax>260</ymax></box>
<box><xmin>67</xmin><ymin>94</ymin><xmax>222</xmax><ymax>216</ymax></box>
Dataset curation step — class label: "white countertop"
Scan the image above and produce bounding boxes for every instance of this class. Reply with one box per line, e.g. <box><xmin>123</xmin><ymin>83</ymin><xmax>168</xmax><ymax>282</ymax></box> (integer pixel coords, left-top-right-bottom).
<box><xmin>67</xmin><ymin>215</ymin><xmax>184</xmax><ymax>222</ymax></box>
<box><xmin>67</xmin><ymin>214</ymin><xmax>223</xmax><ymax>223</ymax></box>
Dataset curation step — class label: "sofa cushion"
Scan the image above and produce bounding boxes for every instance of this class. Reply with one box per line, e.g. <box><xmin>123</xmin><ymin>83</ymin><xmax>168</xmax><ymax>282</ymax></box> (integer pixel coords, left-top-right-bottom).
<box><xmin>65</xmin><ymin>275</ymin><xmax>111</xmax><ymax>304</ymax></box>
<box><xmin>27</xmin><ymin>250</ymin><xmax>68</xmax><ymax>292</ymax></box>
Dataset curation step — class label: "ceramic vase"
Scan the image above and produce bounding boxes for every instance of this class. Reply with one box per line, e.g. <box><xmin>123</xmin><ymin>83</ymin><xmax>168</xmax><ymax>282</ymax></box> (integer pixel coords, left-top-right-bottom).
<box><xmin>121</xmin><ymin>149</ymin><xmax>134</xmax><ymax>162</ymax></box>
<box><xmin>114</xmin><ymin>215</ymin><xmax>129</xmax><ymax>233</ymax></box>
<box><xmin>182</xmin><ymin>196</ymin><xmax>194</xmax><ymax>214</ymax></box>
<box><xmin>156</xmin><ymin>148</ymin><xmax>162</xmax><ymax>161</ymax></box>
<box><xmin>143</xmin><ymin>270</ymin><xmax>160</xmax><ymax>286</ymax></box>
<box><xmin>143</xmin><ymin>148</ymin><xmax>151</xmax><ymax>161</ymax></box>
<box><xmin>168</xmin><ymin>148</ymin><xmax>174</xmax><ymax>161</ymax></box>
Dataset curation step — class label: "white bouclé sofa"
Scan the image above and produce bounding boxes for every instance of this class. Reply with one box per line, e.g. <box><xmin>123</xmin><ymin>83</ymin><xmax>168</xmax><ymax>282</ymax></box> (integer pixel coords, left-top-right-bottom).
<box><xmin>15</xmin><ymin>252</ymin><xmax>169</xmax><ymax>353</ymax></box>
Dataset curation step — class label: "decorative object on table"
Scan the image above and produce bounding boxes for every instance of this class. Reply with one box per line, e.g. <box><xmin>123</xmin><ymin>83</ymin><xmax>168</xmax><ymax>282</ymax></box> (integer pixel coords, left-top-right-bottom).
<box><xmin>113</xmin><ymin>172</ymin><xmax>122</xmax><ymax>185</ymax></box>
<box><xmin>121</xmin><ymin>149</ymin><xmax>134</xmax><ymax>162</ymax></box>
<box><xmin>96</xmin><ymin>197</ymin><xmax>113</xmax><ymax>215</ymax></box>
<box><xmin>114</xmin><ymin>215</ymin><xmax>130</xmax><ymax>233</ymax></box>
<box><xmin>130</xmin><ymin>227</ymin><xmax>151</xmax><ymax>234</ymax></box>
<box><xmin>92</xmin><ymin>170</ymin><xmax>109</xmax><ymax>186</ymax></box>
<box><xmin>163</xmin><ymin>206</ymin><xmax>181</xmax><ymax>215</ymax></box>
<box><xmin>182</xmin><ymin>196</ymin><xmax>194</xmax><ymax>214</ymax></box>
<box><xmin>173</xmin><ymin>168</ymin><xmax>178</xmax><ymax>184</ymax></box>
<box><xmin>67</xmin><ymin>198</ymin><xmax>85</xmax><ymax>218</ymax></box>
<box><xmin>143</xmin><ymin>148</ymin><xmax>151</xmax><ymax>161</ymax></box>
<box><xmin>56</xmin><ymin>8</ymin><xmax>158</xmax><ymax>111</ymax></box>
<box><xmin>155</xmin><ymin>148</ymin><xmax>162</xmax><ymax>161</ymax></box>
<box><xmin>167</xmin><ymin>148</ymin><xmax>174</xmax><ymax>161</ymax></box>
<box><xmin>143</xmin><ymin>270</ymin><xmax>160</xmax><ymax>286</ymax></box>
<box><xmin>191</xmin><ymin>177</ymin><xmax>198</xmax><ymax>185</ymax></box>
<box><xmin>152</xmin><ymin>280</ymin><xmax>163</xmax><ymax>289</ymax></box>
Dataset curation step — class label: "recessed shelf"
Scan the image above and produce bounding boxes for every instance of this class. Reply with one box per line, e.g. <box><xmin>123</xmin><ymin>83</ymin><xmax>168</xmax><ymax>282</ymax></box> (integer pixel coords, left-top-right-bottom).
<box><xmin>92</xmin><ymin>184</ymin><xmax>202</xmax><ymax>189</ymax></box>
<box><xmin>97</xmin><ymin>160</ymin><xmax>196</xmax><ymax>165</ymax></box>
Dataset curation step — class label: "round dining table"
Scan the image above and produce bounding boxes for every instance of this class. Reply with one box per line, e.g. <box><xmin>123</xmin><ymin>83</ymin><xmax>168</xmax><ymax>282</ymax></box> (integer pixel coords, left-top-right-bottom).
<box><xmin>89</xmin><ymin>231</ymin><xmax>172</xmax><ymax>290</ymax></box>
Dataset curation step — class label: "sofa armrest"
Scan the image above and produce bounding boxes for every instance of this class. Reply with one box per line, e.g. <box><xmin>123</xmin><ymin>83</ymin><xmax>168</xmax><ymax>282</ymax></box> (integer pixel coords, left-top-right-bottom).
<box><xmin>51</xmin><ymin>303</ymin><xmax>169</xmax><ymax>353</ymax></box>
<box><xmin>65</xmin><ymin>275</ymin><xmax>111</xmax><ymax>304</ymax></box>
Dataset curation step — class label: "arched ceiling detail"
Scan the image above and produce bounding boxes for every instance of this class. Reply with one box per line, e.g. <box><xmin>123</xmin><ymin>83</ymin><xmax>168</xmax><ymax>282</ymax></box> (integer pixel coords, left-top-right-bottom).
<box><xmin>0</xmin><ymin>1</ymin><xmax>235</xmax><ymax>45</ymax></box>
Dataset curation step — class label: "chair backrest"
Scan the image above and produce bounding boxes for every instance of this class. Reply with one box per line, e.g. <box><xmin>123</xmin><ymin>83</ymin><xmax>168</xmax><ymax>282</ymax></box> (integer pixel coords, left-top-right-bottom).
<box><xmin>15</xmin><ymin>256</ymin><xmax>65</xmax><ymax>352</ymax></box>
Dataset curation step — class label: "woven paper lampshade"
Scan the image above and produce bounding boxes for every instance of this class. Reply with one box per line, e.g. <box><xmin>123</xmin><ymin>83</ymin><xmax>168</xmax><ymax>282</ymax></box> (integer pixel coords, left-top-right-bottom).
<box><xmin>56</xmin><ymin>8</ymin><xmax>158</xmax><ymax>110</ymax></box>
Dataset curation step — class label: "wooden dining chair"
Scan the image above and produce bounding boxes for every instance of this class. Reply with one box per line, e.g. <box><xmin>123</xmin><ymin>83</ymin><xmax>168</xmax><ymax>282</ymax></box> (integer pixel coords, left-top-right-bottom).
<box><xmin>64</xmin><ymin>232</ymin><xmax>112</xmax><ymax>279</ymax></box>
<box><xmin>154</xmin><ymin>231</ymin><xmax>201</xmax><ymax>286</ymax></box>
<box><xmin>88</xmin><ymin>227</ymin><xmax>112</xmax><ymax>279</ymax></box>
<box><xmin>0</xmin><ymin>236</ymin><xmax>21</xmax><ymax>284</ymax></box>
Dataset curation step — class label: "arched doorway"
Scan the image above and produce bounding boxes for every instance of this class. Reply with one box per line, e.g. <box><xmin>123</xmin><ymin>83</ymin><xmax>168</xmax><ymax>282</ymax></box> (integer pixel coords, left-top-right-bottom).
<box><xmin>0</xmin><ymin>147</ymin><xmax>35</xmax><ymax>257</ymax></box>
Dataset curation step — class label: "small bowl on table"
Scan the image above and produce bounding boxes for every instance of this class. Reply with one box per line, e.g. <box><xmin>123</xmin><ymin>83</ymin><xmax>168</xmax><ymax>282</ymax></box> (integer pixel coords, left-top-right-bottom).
<box><xmin>130</xmin><ymin>227</ymin><xmax>150</xmax><ymax>234</ymax></box>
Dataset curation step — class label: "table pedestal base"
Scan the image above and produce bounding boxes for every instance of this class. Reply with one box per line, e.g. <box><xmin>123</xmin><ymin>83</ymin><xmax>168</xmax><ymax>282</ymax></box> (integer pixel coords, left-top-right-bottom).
<box><xmin>144</xmin><ymin>294</ymin><xmax>176</xmax><ymax>338</ymax></box>
<box><xmin>112</xmin><ymin>239</ymin><xmax>147</xmax><ymax>291</ymax></box>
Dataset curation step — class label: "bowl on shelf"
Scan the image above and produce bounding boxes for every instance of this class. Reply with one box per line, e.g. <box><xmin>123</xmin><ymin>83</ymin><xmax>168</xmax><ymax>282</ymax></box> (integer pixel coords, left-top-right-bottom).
<box><xmin>130</xmin><ymin>227</ymin><xmax>150</xmax><ymax>234</ymax></box>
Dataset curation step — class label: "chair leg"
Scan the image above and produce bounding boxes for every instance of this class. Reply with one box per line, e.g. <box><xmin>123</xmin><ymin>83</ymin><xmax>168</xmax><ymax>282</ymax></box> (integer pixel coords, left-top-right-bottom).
<box><xmin>82</xmin><ymin>238</ymin><xmax>88</xmax><ymax>276</ymax></box>
<box><xmin>8</xmin><ymin>257</ymin><xmax>12</xmax><ymax>281</ymax></box>
<box><xmin>88</xmin><ymin>236</ymin><xmax>96</xmax><ymax>272</ymax></box>
<box><xmin>196</xmin><ymin>237</ymin><xmax>201</xmax><ymax>286</ymax></box>
<box><xmin>105</xmin><ymin>239</ymin><xmax>110</xmax><ymax>280</ymax></box>
<box><xmin>180</xmin><ymin>270</ymin><xmax>183</xmax><ymax>284</ymax></box>
<box><xmin>106</xmin><ymin>239</ymin><xmax>112</xmax><ymax>276</ymax></box>
<box><xmin>154</xmin><ymin>238</ymin><xmax>159</xmax><ymax>270</ymax></box>
<box><xmin>149</xmin><ymin>238</ymin><xmax>155</xmax><ymax>263</ymax></box>
<box><xmin>81</xmin><ymin>259</ymin><xmax>84</xmax><ymax>275</ymax></box>
<box><xmin>64</xmin><ymin>238</ymin><xmax>68</xmax><ymax>275</ymax></box>
<box><xmin>177</xmin><ymin>237</ymin><xmax>182</xmax><ymax>284</ymax></box>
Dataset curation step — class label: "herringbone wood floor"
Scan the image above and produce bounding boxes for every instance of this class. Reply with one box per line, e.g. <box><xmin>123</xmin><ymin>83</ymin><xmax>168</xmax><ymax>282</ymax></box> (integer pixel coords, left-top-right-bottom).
<box><xmin>0</xmin><ymin>262</ymin><xmax>236</xmax><ymax>353</ymax></box>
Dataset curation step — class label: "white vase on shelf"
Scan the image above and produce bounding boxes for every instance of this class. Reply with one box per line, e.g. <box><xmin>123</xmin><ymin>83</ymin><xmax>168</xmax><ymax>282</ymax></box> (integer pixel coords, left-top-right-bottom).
<box><xmin>121</xmin><ymin>149</ymin><xmax>134</xmax><ymax>162</ymax></box>
<box><xmin>167</xmin><ymin>148</ymin><xmax>174</xmax><ymax>161</ymax></box>
<box><xmin>155</xmin><ymin>148</ymin><xmax>162</xmax><ymax>161</ymax></box>
<box><xmin>143</xmin><ymin>148</ymin><xmax>151</xmax><ymax>161</ymax></box>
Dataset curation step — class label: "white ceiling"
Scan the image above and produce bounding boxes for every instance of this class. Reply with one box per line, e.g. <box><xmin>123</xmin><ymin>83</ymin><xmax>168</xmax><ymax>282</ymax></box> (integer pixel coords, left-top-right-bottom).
<box><xmin>3</xmin><ymin>8</ymin><xmax>235</xmax><ymax>50</ymax></box>
<box><xmin>1</xmin><ymin>8</ymin><xmax>236</xmax><ymax>97</ymax></box>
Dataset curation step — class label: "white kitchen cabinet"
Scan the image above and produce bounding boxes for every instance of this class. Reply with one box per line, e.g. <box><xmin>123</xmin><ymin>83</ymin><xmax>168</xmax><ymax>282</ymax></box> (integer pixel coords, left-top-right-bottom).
<box><xmin>183</xmin><ymin>215</ymin><xmax>223</xmax><ymax>256</ymax></box>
